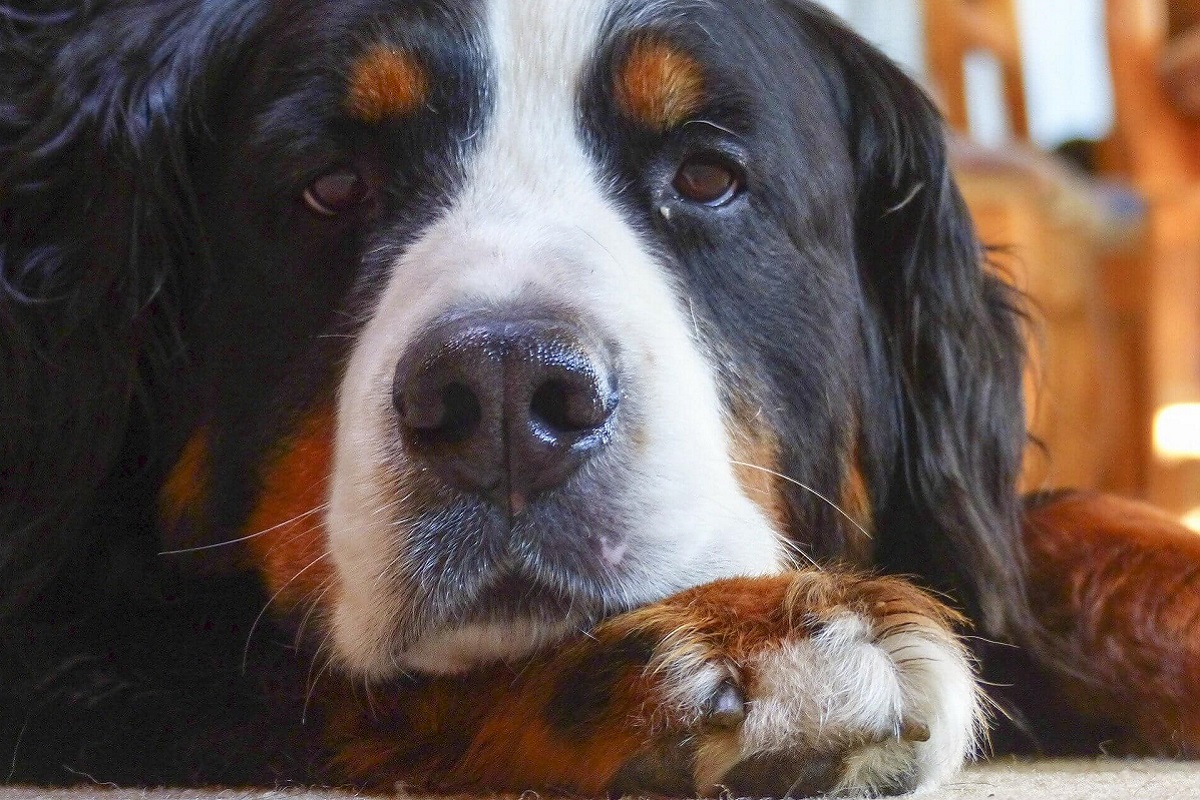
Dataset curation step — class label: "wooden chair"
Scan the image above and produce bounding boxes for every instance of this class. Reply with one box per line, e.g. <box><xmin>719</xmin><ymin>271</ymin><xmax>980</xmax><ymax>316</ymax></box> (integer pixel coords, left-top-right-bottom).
<box><xmin>1108</xmin><ymin>0</ymin><xmax>1200</xmax><ymax>186</ymax></box>
<box><xmin>923</xmin><ymin>0</ymin><xmax>1149</xmax><ymax>496</ymax></box>
<box><xmin>925</xmin><ymin>0</ymin><xmax>1030</xmax><ymax>140</ymax></box>
<box><xmin>1105</xmin><ymin>0</ymin><xmax>1200</xmax><ymax>516</ymax></box>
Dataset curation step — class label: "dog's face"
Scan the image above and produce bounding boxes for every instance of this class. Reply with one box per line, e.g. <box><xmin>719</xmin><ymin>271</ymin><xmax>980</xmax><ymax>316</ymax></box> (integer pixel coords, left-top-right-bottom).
<box><xmin>193</xmin><ymin>0</ymin><xmax>872</xmax><ymax>678</ymax></box>
<box><xmin>3</xmin><ymin>0</ymin><xmax>1029</xmax><ymax>680</ymax></box>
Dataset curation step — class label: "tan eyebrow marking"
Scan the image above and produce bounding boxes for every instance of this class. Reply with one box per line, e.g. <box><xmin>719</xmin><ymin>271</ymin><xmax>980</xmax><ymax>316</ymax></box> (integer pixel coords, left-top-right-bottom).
<box><xmin>615</xmin><ymin>37</ymin><xmax>706</xmax><ymax>131</ymax></box>
<box><xmin>345</xmin><ymin>44</ymin><xmax>429</xmax><ymax>123</ymax></box>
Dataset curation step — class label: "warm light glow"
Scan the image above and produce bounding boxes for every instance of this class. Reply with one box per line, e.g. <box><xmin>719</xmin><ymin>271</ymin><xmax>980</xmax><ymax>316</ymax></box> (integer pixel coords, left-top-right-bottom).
<box><xmin>1153</xmin><ymin>404</ymin><xmax>1200</xmax><ymax>461</ymax></box>
<box><xmin>1185</xmin><ymin>507</ymin><xmax>1200</xmax><ymax>534</ymax></box>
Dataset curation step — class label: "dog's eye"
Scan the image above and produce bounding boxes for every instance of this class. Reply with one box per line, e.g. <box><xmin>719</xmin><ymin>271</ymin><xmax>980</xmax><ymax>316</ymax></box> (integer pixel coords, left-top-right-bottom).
<box><xmin>303</xmin><ymin>167</ymin><xmax>370</xmax><ymax>216</ymax></box>
<box><xmin>673</xmin><ymin>156</ymin><xmax>742</xmax><ymax>207</ymax></box>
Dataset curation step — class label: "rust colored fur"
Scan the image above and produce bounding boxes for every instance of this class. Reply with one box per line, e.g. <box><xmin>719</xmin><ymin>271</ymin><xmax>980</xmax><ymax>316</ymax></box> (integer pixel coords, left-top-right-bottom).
<box><xmin>615</xmin><ymin>37</ymin><xmax>706</xmax><ymax>131</ymax></box>
<box><xmin>1022</xmin><ymin>492</ymin><xmax>1200</xmax><ymax>755</ymax></box>
<box><xmin>243</xmin><ymin>410</ymin><xmax>338</xmax><ymax>610</ymax></box>
<box><xmin>345</xmin><ymin>45</ymin><xmax>430</xmax><ymax>124</ymax></box>
<box><xmin>324</xmin><ymin>496</ymin><xmax>1200</xmax><ymax>790</ymax></box>
<box><xmin>326</xmin><ymin>572</ymin><xmax>959</xmax><ymax>793</ymax></box>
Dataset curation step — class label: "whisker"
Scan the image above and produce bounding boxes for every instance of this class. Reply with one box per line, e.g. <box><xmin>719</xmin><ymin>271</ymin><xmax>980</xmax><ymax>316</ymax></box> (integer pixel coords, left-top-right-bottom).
<box><xmin>242</xmin><ymin>550</ymin><xmax>332</xmax><ymax>673</ymax></box>
<box><xmin>962</xmin><ymin>633</ymin><xmax>1019</xmax><ymax>649</ymax></box>
<box><xmin>158</xmin><ymin>502</ymin><xmax>329</xmax><ymax>555</ymax></box>
<box><xmin>777</xmin><ymin>535</ymin><xmax>822</xmax><ymax>570</ymax></box>
<box><xmin>682</xmin><ymin>118</ymin><xmax>744</xmax><ymax>141</ymax></box>
<box><xmin>294</xmin><ymin>579</ymin><xmax>336</xmax><ymax>650</ymax></box>
<box><xmin>729</xmin><ymin>459</ymin><xmax>872</xmax><ymax>540</ymax></box>
<box><xmin>363</xmin><ymin>674</ymin><xmax>379</xmax><ymax>721</ymax></box>
<box><xmin>7</xmin><ymin>713</ymin><xmax>29</xmax><ymax>782</ymax></box>
<box><xmin>303</xmin><ymin>637</ymin><xmax>335</xmax><ymax>725</ymax></box>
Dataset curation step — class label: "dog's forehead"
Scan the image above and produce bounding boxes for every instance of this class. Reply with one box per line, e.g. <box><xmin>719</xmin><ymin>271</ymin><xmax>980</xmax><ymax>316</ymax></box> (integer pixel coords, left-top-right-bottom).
<box><xmin>305</xmin><ymin>0</ymin><xmax>764</xmax><ymax>122</ymax></box>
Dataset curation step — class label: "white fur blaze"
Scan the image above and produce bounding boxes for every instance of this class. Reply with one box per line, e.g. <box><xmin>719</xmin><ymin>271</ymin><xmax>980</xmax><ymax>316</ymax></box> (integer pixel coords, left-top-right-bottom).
<box><xmin>324</xmin><ymin>0</ymin><xmax>787</xmax><ymax>678</ymax></box>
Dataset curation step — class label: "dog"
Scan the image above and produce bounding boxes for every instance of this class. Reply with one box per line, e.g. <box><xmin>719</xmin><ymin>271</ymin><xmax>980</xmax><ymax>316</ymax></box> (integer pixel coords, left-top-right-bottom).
<box><xmin>3</xmin><ymin>0</ymin><xmax>1199</xmax><ymax>795</ymax></box>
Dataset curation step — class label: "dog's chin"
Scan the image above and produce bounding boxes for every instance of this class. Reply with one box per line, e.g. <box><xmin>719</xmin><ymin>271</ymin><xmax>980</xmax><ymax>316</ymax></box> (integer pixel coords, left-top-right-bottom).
<box><xmin>397</xmin><ymin>570</ymin><xmax>613</xmax><ymax>673</ymax></box>
<box><xmin>327</xmin><ymin>481</ymin><xmax>786</xmax><ymax>679</ymax></box>
<box><xmin>395</xmin><ymin>616</ymin><xmax>581</xmax><ymax>675</ymax></box>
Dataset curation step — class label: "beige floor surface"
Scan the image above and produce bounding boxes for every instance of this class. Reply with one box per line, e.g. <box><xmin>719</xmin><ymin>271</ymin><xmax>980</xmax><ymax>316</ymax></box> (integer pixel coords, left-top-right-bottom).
<box><xmin>1</xmin><ymin>759</ymin><xmax>1199</xmax><ymax>800</ymax></box>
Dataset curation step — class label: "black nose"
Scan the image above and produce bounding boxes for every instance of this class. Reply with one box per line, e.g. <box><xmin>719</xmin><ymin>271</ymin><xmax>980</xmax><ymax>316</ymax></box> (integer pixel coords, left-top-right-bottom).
<box><xmin>393</xmin><ymin>315</ymin><xmax>619</xmax><ymax>510</ymax></box>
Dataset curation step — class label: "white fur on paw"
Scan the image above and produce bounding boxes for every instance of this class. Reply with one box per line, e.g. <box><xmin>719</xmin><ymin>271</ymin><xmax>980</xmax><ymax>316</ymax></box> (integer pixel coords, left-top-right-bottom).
<box><xmin>681</xmin><ymin>614</ymin><xmax>982</xmax><ymax>797</ymax></box>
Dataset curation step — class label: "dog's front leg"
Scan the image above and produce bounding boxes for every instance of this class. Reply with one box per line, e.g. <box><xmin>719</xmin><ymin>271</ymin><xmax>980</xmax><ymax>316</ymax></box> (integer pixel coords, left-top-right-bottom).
<box><xmin>327</xmin><ymin>571</ymin><xmax>981</xmax><ymax>796</ymax></box>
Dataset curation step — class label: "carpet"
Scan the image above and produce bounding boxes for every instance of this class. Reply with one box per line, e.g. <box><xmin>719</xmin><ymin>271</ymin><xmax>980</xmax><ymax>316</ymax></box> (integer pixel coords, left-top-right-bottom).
<box><xmin>2</xmin><ymin>759</ymin><xmax>1199</xmax><ymax>800</ymax></box>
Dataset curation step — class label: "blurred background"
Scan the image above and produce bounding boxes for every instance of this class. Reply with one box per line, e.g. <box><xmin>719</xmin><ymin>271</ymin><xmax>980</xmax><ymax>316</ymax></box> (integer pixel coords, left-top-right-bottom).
<box><xmin>820</xmin><ymin>0</ymin><xmax>1200</xmax><ymax>530</ymax></box>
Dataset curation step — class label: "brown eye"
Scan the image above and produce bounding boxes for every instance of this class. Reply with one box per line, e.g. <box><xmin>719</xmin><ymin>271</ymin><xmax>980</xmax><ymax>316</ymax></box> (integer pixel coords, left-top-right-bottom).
<box><xmin>672</xmin><ymin>156</ymin><xmax>742</xmax><ymax>206</ymax></box>
<box><xmin>303</xmin><ymin>167</ymin><xmax>369</xmax><ymax>216</ymax></box>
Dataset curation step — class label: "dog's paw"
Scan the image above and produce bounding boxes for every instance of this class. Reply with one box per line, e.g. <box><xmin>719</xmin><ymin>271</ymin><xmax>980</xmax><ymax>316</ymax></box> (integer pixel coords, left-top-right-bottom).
<box><xmin>605</xmin><ymin>573</ymin><xmax>982</xmax><ymax>797</ymax></box>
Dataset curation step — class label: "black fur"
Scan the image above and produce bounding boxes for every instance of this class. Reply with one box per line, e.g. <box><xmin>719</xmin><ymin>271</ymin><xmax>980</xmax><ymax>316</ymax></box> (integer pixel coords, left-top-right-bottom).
<box><xmin>585</xmin><ymin>1</ymin><xmax>1030</xmax><ymax>633</ymax></box>
<box><xmin>3</xmin><ymin>0</ymin><xmax>1040</xmax><ymax>785</ymax></box>
<box><xmin>0</xmin><ymin>0</ymin><xmax>322</xmax><ymax>783</ymax></box>
<box><xmin>546</xmin><ymin>633</ymin><xmax>657</xmax><ymax>737</ymax></box>
<box><xmin>795</xmin><ymin>6</ymin><xmax>1031</xmax><ymax>635</ymax></box>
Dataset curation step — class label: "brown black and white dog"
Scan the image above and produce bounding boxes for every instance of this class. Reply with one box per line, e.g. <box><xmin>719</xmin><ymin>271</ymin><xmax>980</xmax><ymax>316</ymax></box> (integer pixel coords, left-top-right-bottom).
<box><xmin>2</xmin><ymin>0</ymin><xmax>1199</xmax><ymax>795</ymax></box>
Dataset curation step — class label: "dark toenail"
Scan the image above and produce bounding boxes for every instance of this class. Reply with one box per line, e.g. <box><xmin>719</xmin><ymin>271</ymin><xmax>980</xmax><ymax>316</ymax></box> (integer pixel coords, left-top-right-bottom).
<box><xmin>706</xmin><ymin>679</ymin><xmax>746</xmax><ymax>729</ymax></box>
<box><xmin>900</xmin><ymin>719</ymin><xmax>931</xmax><ymax>742</ymax></box>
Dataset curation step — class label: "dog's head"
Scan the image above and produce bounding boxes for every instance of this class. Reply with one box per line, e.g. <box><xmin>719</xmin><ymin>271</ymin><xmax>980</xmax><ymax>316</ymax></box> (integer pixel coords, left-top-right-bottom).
<box><xmin>1</xmin><ymin>0</ymin><xmax>1027</xmax><ymax>677</ymax></box>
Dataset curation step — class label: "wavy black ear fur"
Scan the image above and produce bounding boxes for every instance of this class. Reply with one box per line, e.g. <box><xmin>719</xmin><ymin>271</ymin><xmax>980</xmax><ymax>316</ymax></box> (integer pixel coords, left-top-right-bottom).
<box><xmin>782</xmin><ymin>3</ymin><xmax>1033</xmax><ymax>639</ymax></box>
<box><xmin>0</xmin><ymin>0</ymin><xmax>263</xmax><ymax>620</ymax></box>
<box><xmin>0</xmin><ymin>4</ymin><xmax>327</xmax><ymax>783</ymax></box>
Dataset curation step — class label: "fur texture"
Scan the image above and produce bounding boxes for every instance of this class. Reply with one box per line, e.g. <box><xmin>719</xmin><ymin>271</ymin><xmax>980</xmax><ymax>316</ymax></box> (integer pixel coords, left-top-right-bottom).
<box><xmin>3</xmin><ymin>0</ymin><xmax>1197</xmax><ymax>794</ymax></box>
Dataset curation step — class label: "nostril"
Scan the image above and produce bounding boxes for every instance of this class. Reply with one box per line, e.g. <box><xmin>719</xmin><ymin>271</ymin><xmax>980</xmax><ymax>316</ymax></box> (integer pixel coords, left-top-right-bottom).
<box><xmin>393</xmin><ymin>313</ymin><xmax>619</xmax><ymax>501</ymax></box>
<box><xmin>529</xmin><ymin>375</ymin><xmax>617</xmax><ymax>435</ymax></box>
<box><xmin>531</xmin><ymin>380</ymin><xmax>576</xmax><ymax>433</ymax></box>
<box><xmin>399</xmin><ymin>382</ymin><xmax>483</xmax><ymax>445</ymax></box>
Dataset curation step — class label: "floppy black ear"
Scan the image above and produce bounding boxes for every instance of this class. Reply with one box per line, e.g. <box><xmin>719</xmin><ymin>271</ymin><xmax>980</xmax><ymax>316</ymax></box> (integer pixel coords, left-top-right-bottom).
<box><xmin>783</xmin><ymin>4</ymin><xmax>1032</xmax><ymax>638</ymax></box>
<box><xmin>0</xmin><ymin>1</ymin><xmax>262</xmax><ymax>617</ymax></box>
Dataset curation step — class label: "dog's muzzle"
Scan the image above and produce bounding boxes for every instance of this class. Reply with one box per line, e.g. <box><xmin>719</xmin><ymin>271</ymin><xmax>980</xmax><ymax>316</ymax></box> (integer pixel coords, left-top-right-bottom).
<box><xmin>393</xmin><ymin>312</ymin><xmax>620</xmax><ymax>514</ymax></box>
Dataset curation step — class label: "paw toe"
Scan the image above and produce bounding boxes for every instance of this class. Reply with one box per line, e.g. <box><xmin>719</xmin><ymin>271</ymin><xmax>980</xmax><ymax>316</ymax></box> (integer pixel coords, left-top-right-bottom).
<box><xmin>705</xmin><ymin>679</ymin><xmax>747</xmax><ymax>730</ymax></box>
